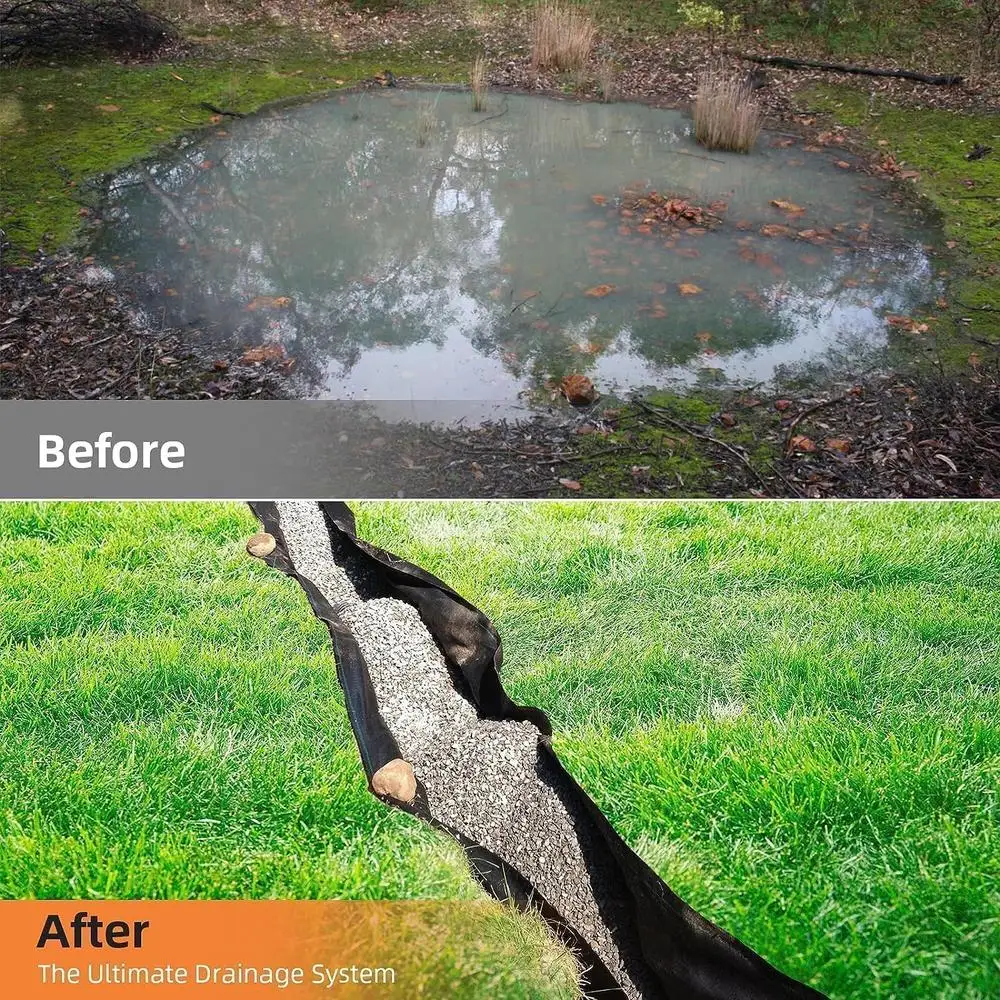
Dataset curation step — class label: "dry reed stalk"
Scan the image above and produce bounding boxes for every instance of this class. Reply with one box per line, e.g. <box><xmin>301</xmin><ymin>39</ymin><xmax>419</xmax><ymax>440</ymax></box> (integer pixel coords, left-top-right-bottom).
<box><xmin>530</xmin><ymin>0</ymin><xmax>595</xmax><ymax>73</ymax></box>
<box><xmin>693</xmin><ymin>65</ymin><xmax>762</xmax><ymax>153</ymax></box>
<box><xmin>416</xmin><ymin>99</ymin><xmax>437</xmax><ymax>147</ymax></box>
<box><xmin>471</xmin><ymin>54</ymin><xmax>488</xmax><ymax>111</ymax></box>
<box><xmin>596</xmin><ymin>57</ymin><xmax>616</xmax><ymax>102</ymax></box>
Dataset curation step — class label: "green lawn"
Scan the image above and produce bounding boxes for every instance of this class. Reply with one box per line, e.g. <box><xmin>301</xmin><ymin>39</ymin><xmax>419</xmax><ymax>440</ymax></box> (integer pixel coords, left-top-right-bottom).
<box><xmin>1</xmin><ymin>501</ymin><xmax>999</xmax><ymax>998</ymax></box>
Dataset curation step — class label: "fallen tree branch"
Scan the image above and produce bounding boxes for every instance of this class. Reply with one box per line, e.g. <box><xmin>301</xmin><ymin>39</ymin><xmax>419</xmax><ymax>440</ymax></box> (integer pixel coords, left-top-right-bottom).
<box><xmin>635</xmin><ymin>402</ymin><xmax>791</xmax><ymax>496</ymax></box>
<box><xmin>200</xmin><ymin>102</ymin><xmax>246</xmax><ymax>119</ymax></box>
<box><xmin>0</xmin><ymin>0</ymin><xmax>177</xmax><ymax>63</ymax></box>
<box><xmin>733</xmin><ymin>53</ymin><xmax>963</xmax><ymax>86</ymax></box>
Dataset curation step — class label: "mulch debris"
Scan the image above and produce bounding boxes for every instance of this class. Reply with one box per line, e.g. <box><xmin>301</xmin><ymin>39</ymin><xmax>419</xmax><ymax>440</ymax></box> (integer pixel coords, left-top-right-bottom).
<box><xmin>771</xmin><ymin>371</ymin><xmax>1000</xmax><ymax>497</ymax></box>
<box><xmin>0</xmin><ymin>248</ymin><xmax>294</xmax><ymax>399</ymax></box>
<box><xmin>242</xmin><ymin>370</ymin><xmax>998</xmax><ymax>498</ymax></box>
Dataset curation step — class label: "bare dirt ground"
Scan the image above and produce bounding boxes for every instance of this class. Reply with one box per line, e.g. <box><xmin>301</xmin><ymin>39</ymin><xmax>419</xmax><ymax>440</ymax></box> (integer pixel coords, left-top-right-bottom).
<box><xmin>250</xmin><ymin>0</ymin><xmax>999</xmax><ymax>115</ymax></box>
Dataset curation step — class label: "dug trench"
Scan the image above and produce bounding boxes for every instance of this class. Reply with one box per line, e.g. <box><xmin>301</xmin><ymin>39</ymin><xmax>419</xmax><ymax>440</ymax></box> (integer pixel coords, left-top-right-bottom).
<box><xmin>246</xmin><ymin>500</ymin><xmax>826</xmax><ymax>1000</ymax></box>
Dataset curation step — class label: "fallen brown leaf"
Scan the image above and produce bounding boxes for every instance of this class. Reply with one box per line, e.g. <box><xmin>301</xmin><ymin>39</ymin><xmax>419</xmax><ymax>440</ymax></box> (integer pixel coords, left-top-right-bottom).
<box><xmin>241</xmin><ymin>343</ymin><xmax>286</xmax><ymax>363</ymax></box>
<box><xmin>770</xmin><ymin>199</ymin><xmax>805</xmax><ymax>214</ymax></box>
<box><xmin>247</xmin><ymin>295</ymin><xmax>292</xmax><ymax>311</ymax></box>
<box><xmin>560</xmin><ymin>374</ymin><xmax>599</xmax><ymax>404</ymax></box>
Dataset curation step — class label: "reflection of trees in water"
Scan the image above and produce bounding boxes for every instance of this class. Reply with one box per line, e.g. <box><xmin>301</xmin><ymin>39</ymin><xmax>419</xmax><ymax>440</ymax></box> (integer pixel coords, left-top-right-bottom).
<box><xmin>93</xmin><ymin>91</ymin><xmax>934</xmax><ymax>399</ymax></box>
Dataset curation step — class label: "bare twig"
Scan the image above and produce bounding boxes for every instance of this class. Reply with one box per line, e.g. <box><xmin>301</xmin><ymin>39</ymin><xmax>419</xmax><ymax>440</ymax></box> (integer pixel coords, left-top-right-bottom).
<box><xmin>472</xmin><ymin>105</ymin><xmax>509</xmax><ymax>127</ymax></box>
<box><xmin>783</xmin><ymin>395</ymin><xmax>849</xmax><ymax>454</ymax></box>
<box><xmin>636</xmin><ymin>402</ymin><xmax>784</xmax><ymax>495</ymax></box>
<box><xmin>509</xmin><ymin>292</ymin><xmax>539</xmax><ymax>314</ymax></box>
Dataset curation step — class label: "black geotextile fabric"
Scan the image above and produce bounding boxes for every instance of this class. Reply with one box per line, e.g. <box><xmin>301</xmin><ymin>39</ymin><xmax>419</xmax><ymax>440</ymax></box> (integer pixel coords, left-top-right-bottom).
<box><xmin>249</xmin><ymin>501</ymin><xmax>826</xmax><ymax>1000</ymax></box>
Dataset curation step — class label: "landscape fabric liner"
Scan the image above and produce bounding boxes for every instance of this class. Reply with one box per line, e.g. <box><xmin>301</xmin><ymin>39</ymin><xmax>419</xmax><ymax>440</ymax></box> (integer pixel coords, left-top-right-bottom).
<box><xmin>250</xmin><ymin>501</ymin><xmax>825</xmax><ymax>1000</ymax></box>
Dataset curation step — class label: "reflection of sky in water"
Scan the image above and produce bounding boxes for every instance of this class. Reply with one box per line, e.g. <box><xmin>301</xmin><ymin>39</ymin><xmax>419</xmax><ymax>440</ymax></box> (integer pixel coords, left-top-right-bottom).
<box><xmin>94</xmin><ymin>90</ymin><xmax>940</xmax><ymax>417</ymax></box>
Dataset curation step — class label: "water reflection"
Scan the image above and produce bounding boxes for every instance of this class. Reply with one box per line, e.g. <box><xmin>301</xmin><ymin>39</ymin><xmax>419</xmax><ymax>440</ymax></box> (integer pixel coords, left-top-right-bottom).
<box><xmin>93</xmin><ymin>90</ymin><xmax>938</xmax><ymax>413</ymax></box>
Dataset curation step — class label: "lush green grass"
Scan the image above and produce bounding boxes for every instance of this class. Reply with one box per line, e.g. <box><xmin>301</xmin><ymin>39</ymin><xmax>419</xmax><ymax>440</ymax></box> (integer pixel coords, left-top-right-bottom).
<box><xmin>2</xmin><ymin>501</ymin><xmax>999</xmax><ymax>999</ymax></box>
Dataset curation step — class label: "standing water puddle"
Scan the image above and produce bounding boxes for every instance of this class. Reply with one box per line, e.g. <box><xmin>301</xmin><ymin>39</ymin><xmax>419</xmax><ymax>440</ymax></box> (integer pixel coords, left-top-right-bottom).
<box><xmin>94</xmin><ymin>89</ymin><xmax>939</xmax><ymax>417</ymax></box>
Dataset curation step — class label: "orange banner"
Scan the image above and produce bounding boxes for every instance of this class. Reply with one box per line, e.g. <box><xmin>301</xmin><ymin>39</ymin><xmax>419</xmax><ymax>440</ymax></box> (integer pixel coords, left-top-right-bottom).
<box><xmin>0</xmin><ymin>900</ymin><xmax>491</xmax><ymax>998</ymax></box>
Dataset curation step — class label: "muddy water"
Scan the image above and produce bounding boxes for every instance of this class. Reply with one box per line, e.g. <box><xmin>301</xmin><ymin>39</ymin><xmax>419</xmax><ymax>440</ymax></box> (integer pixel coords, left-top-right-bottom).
<box><xmin>94</xmin><ymin>89</ymin><xmax>938</xmax><ymax>415</ymax></box>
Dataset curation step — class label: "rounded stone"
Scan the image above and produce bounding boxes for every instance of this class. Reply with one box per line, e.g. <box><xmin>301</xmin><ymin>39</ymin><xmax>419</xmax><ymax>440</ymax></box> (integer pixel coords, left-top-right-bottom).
<box><xmin>371</xmin><ymin>758</ymin><xmax>417</xmax><ymax>804</ymax></box>
<box><xmin>246</xmin><ymin>532</ymin><xmax>277</xmax><ymax>558</ymax></box>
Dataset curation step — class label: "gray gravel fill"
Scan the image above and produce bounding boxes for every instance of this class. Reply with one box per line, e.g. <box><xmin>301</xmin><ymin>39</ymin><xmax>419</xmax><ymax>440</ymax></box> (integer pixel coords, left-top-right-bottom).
<box><xmin>275</xmin><ymin>501</ymin><xmax>650</xmax><ymax>999</ymax></box>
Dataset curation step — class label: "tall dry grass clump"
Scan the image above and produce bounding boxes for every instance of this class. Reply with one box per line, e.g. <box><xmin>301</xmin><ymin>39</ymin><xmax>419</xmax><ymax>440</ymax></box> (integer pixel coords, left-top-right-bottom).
<box><xmin>596</xmin><ymin>57</ymin><xmax>616</xmax><ymax>102</ymax></box>
<box><xmin>470</xmin><ymin>55</ymin><xmax>488</xmax><ymax>111</ymax></box>
<box><xmin>530</xmin><ymin>1</ymin><xmax>595</xmax><ymax>73</ymax></box>
<box><xmin>693</xmin><ymin>66</ymin><xmax>762</xmax><ymax>154</ymax></box>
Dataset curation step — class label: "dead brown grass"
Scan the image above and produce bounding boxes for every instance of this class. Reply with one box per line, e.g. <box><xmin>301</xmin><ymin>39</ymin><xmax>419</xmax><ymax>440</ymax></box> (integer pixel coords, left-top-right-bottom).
<box><xmin>596</xmin><ymin>57</ymin><xmax>616</xmax><ymax>102</ymax></box>
<box><xmin>530</xmin><ymin>1</ymin><xmax>595</xmax><ymax>73</ymax></box>
<box><xmin>471</xmin><ymin>54</ymin><xmax>488</xmax><ymax>111</ymax></box>
<box><xmin>693</xmin><ymin>66</ymin><xmax>761</xmax><ymax>153</ymax></box>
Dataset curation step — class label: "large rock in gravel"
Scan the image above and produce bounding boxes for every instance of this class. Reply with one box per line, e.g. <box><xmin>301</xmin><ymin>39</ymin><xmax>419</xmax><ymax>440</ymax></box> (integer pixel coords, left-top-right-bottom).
<box><xmin>371</xmin><ymin>758</ymin><xmax>417</xmax><ymax>804</ymax></box>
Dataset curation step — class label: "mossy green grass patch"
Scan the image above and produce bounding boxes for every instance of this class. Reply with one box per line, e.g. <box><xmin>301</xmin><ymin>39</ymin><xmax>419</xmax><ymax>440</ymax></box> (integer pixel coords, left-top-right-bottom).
<box><xmin>801</xmin><ymin>85</ymin><xmax>1000</xmax><ymax>347</ymax></box>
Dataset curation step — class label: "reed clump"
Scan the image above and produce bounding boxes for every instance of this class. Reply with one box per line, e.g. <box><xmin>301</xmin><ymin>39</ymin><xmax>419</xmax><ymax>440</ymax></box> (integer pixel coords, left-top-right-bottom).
<box><xmin>471</xmin><ymin>55</ymin><xmax>488</xmax><ymax>111</ymax></box>
<box><xmin>416</xmin><ymin>99</ymin><xmax>437</xmax><ymax>147</ymax></box>
<box><xmin>693</xmin><ymin>65</ymin><xmax>762</xmax><ymax>153</ymax></box>
<box><xmin>530</xmin><ymin>1</ymin><xmax>595</xmax><ymax>73</ymax></box>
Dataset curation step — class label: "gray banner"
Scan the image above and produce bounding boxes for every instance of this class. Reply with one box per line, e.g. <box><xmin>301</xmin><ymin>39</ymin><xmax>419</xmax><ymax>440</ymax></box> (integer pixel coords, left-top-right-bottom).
<box><xmin>0</xmin><ymin>401</ymin><xmax>521</xmax><ymax>499</ymax></box>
